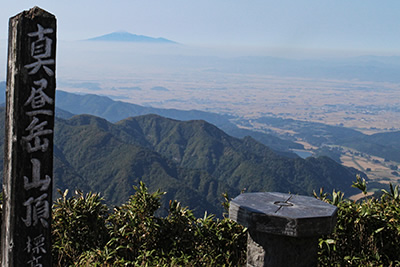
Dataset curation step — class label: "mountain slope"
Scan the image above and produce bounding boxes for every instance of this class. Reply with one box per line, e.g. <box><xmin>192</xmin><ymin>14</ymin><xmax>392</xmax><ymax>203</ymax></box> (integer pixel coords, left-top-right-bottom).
<box><xmin>114</xmin><ymin>114</ymin><xmax>362</xmax><ymax>195</ymax></box>
<box><xmin>53</xmin><ymin>114</ymin><xmax>231</xmax><ymax>215</ymax></box>
<box><xmin>340</xmin><ymin>131</ymin><xmax>400</xmax><ymax>162</ymax></box>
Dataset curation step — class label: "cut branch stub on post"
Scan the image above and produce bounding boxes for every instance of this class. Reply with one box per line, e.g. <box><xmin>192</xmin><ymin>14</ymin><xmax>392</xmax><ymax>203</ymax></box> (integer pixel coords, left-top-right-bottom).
<box><xmin>229</xmin><ymin>192</ymin><xmax>337</xmax><ymax>267</ymax></box>
<box><xmin>1</xmin><ymin>6</ymin><xmax>56</xmax><ymax>267</ymax></box>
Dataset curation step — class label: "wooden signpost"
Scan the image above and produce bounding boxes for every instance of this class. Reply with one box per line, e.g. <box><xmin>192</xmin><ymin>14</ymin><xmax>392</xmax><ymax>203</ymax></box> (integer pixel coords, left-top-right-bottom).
<box><xmin>1</xmin><ymin>7</ymin><xmax>56</xmax><ymax>266</ymax></box>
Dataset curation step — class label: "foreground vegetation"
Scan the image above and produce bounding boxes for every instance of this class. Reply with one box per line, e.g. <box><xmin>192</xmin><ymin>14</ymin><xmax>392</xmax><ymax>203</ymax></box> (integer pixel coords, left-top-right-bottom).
<box><xmin>52</xmin><ymin>182</ymin><xmax>247</xmax><ymax>266</ymax></box>
<box><xmin>317</xmin><ymin>177</ymin><xmax>400</xmax><ymax>266</ymax></box>
<box><xmin>0</xmin><ymin>177</ymin><xmax>399</xmax><ymax>266</ymax></box>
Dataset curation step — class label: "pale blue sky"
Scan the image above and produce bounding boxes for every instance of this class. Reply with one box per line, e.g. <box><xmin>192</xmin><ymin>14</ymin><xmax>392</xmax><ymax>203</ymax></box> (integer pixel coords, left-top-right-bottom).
<box><xmin>1</xmin><ymin>1</ymin><xmax>400</xmax><ymax>54</ymax></box>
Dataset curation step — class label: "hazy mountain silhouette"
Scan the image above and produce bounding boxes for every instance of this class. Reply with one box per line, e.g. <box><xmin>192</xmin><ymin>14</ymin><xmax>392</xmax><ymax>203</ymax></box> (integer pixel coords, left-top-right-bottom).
<box><xmin>86</xmin><ymin>31</ymin><xmax>177</xmax><ymax>44</ymax></box>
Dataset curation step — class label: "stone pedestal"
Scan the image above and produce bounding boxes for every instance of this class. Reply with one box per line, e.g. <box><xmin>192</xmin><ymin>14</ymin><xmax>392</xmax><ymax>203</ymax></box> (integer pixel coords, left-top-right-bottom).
<box><xmin>229</xmin><ymin>192</ymin><xmax>337</xmax><ymax>267</ymax></box>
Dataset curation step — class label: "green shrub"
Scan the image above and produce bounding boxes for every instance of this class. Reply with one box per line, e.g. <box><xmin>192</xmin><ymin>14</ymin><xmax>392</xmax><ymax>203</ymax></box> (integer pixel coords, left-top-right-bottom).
<box><xmin>71</xmin><ymin>182</ymin><xmax>247</xmax><ymax>266</ymax></box>
<box><xmin>317</xmin><ymin>177</ymin><xmax>400</xmax><ymax>266</ymax></box>
<box><xmin>52</xmin><ymin>189</ymin><xmax>109</xmax><ymax>266</ymax></box>
<box><xmin>105</xmin><ymin>181</ymin><xmax>165</xmax><ymax>264</ymax></box>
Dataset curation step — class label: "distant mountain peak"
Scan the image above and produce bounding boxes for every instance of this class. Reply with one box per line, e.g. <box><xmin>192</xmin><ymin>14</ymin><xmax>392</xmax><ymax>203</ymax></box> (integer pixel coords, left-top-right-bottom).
<box><xmin>86</xmin><ymin>31</ymin><xmax>177</xmax><ymax>44</ymax></box>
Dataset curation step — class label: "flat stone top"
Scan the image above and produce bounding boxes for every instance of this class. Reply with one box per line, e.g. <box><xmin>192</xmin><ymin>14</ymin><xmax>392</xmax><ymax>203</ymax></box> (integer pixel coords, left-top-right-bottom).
<box><xmin>229</xmin><ymin>192</ymin><xmax>338</xmax><ymax>236</ymax></box>
<box><xmin>231</xmin><ymin>192</ymin><xmax>337</xmax><ymax>219</ymax></box>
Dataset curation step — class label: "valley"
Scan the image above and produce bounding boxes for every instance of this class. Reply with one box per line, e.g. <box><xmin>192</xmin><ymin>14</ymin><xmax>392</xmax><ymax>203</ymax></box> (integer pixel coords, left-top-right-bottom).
<box><xmin>241</xmin><ymin>117</ymin><xmax>400</xmax><ymax>193</ymax></box>
<box><xmin>298</xmin><ymin>141</ymin><xmax>400</xmax><ymax>193</ymax></box>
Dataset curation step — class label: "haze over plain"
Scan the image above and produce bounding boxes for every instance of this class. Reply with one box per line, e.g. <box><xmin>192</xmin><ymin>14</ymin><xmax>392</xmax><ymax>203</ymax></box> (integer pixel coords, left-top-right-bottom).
<box><xmin>1</xmin><ymin>1</ymin><xmax>400</xmax><ymax>131</ymax></box>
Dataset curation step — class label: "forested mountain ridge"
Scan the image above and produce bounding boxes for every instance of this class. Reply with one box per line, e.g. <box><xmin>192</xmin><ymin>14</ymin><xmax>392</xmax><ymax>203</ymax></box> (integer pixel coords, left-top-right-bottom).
<box><xmin>114</xmin><ymin>114</ymin><xmax>362</xmax><ymax>194</ymax></box>
<box><xmin>54</xmin><ymin>90</ymin><xmax>303</xmax><ymax>153</ymax></box>
<box><xmin>0</xmin><ymin>102</ymin><xmax>362</xmax><ymax>216</ymax></box>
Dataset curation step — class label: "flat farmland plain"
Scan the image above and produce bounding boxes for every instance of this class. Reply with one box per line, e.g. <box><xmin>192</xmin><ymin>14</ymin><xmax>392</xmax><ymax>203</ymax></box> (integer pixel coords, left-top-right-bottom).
<box><xmin>60</xmin><ymin>70</ymin><xmax>400</xmax><ymax>134</ymax></box>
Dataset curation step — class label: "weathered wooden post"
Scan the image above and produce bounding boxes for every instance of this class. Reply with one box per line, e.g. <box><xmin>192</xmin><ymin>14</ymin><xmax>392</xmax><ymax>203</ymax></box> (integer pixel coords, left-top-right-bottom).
<box><xmin>1</xmin><ymin>7</ymin><xmax>56</xmax><ymax>266</ymax></box>
<box><xmin>229</xmin><ymin>192</ymin><xmax>337</xmax><ymax>267</ymax></box>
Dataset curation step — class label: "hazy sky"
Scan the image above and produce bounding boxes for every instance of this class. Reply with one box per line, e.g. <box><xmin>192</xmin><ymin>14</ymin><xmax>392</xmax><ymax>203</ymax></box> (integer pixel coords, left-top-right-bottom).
<box><xmin>1</xmin><ymin>0</ymin><xmax>400</xmax><ymax>55</ymax></box>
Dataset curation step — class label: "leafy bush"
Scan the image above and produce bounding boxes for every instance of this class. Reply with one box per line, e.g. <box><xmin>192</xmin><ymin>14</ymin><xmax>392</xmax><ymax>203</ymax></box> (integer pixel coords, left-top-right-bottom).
<box><xmin>52</xmin><ymin>182</ymin><xmax>247</xmax><ymax>266</ymax></box>
<box><xmin>52</xmin><ymin>189</ymin><xmax>109</xmax><ymax>266</ymax></box>
<box><xmin>317</xmin><ymin>176</ymin><xmax>400</xmax><ymax>266</ymax></box>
